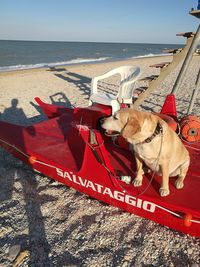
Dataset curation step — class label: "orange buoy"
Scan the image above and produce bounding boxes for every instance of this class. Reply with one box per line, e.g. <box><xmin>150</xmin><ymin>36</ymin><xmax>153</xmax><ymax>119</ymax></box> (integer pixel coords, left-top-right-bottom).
<box><xmin>183</xmin><ymin>213</ymin><xmax>193</xmax><ymax>227</ymax></box>
<box><xmin>28</xmin><ymin>156</ymin><xmax>37</xmax><ymax>164</ymax></box>
<box><xmin>180</xmin><ymin>115</ymin><xmax>200</xmax><ymax>142</ymax></box>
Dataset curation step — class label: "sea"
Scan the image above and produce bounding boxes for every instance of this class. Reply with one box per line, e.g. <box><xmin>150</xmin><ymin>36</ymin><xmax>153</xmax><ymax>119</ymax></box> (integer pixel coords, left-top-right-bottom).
<box><xmin>0</xmin><ymin>40</ymin><xmax>183</xmax><ymax>72</ymax></box>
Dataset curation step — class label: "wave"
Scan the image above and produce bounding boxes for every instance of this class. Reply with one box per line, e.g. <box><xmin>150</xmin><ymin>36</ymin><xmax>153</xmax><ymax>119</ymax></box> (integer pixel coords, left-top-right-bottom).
<box><xmin>132</xmin><ymin>53</ymin><xmax>170</xmax><ymax>59</ymax></box>
<box><xmin>0</xmin><ymin>57</ymin><xmax>110</xmax><ymax>72</ymax></box>
<box><xmin>0</xmin><ymin>53</ymin><xmax>171</xmax><ymax>72</ymax></box>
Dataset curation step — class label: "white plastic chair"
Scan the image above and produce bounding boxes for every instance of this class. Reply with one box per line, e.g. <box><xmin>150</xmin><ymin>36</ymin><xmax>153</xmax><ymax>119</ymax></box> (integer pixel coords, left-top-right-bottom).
<box><xmin>89</xmin><ymin>66</ymin><xmax>140</xmax><ymax>114</ymax></box>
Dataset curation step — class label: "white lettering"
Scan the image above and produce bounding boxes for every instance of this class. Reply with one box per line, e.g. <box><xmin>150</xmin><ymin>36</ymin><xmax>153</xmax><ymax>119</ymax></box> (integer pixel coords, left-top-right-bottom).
<box><xmin>114</xmin><ymin>191</ymin><xmax>124</xmax><ymax>202</ymax></box>
<box><xmin>136</xmin><ymin>198</ymin><xmax>142</xmax><ymax>208</ymax></box>
<box><xmin>86</xmin><ymin>181</ymin><xmax>96</xmax><ymax>191</ymax></box>
<box><xmin>56</xmin><ymin>168</ymin><xmax>156</xmax><ymax>213</ymax></box>
<box><xmin>125</xmin><ymin>195</ymin><xmax>136</xmax><ymax>206</ymax></box>
<box><xmin>95</xmin><ymin>183</ymin><xmax>104</xmax><ymax>193</ymax></box>
<box><xmin>103</xmin><ymin>187</ymin><xmax>113</xmax><ymax>198</ymax></box>
<box><xmin>64</xmin><ymin>171</ymin><xmax>72</xmax><ymax>180</ymax></box>
<box><xmin>143</xmin><ymin>201</ymin><xmax>156</xmax><ymax>213</ymax></box>
<box><xmin>56</xmin><ymin>168</ymin><xmax>63</xmax><ymax>177</ymax></box>
<box><xmin>72</xmin><ymin>174</ymin><xmax>80</xmax><ymax>185</ymax></box>
<box><xmin>79</xmin><ymin>176</ymin><xmax>87</xmax><ymax>187</ymax></box>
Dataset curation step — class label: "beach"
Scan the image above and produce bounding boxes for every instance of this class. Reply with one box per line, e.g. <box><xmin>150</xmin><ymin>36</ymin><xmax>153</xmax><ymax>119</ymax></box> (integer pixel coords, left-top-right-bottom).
<box><xmin>0</xmin><ymin>55</ymin><xmax>200</xmax><ymax>266</ymax></box>
<box><xmin>0</xmin><ymin>55</ymin><xmax>200</xmax><ymax>122</ymax></box>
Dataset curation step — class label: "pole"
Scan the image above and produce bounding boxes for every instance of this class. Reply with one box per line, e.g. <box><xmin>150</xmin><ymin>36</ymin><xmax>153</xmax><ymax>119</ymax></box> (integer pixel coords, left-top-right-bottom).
<box><xmin>171</xmin><ymin>24</ymin><xmax>200</xmax><ymax>94</ymax></box>
<box><xmin>187</xmin><ymin>68</ymin><xmax>200</xmax><ymax>114</ymax></box>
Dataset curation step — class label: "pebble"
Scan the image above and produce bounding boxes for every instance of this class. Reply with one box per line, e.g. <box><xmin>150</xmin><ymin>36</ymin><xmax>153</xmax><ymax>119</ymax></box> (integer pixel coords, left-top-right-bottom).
<box><xmin>122</xmin><ymin>261</ymin><xmax>130</xmax><ymax>267</ymax></box>
<box><xmin>41</xmin><ymin>206</ymin><xmax>49</xmax><ymax>215</ymax></box>
<box><xmin>14</xmin><ymin>181</ymin><xmax>21</xmax><ymax>190</ymax></box>
<box><xmin>124</xmin><ymin>255</ymin><xmax>132</xmax><ymax>261</ymax></box>
<box><xmin>175</xmin><ymin>243</ymin><xmax>180</xmax><ymax>248</ymax></box>
<box><xmin>8</xmin><ymin>245</ymin><xmax>21</xmax><ymax>261</ymax></box>
<box><xmin>0</xmin><ymin>56</ymin><xmax>200</xmax><ymax>267</ymax></box>
<box><xmin>187</xmin><ymin>248</ymin><xmax>193</xmax><ymax>255</ymax></box>
<box><xmin>0</xmin><ymin>227</ymin><xmax>12</xmax><ymax>238</ymax></box>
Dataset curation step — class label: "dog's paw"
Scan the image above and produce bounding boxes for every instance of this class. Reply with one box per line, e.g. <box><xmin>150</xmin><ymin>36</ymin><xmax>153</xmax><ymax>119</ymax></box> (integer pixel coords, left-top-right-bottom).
<box><xmin>159</xmin><ymin>188</ymin><xmax>170</xmax><ymax>197</ymax></box>
<box><xmin>133</xmin><ymin>179</ymin><xmax>142</xmax><ymax>187</ymax></box>
<box><xmin>175</xmin><ymin>178</ymin><xmax>184</xmax><ymax>189</ymax></box>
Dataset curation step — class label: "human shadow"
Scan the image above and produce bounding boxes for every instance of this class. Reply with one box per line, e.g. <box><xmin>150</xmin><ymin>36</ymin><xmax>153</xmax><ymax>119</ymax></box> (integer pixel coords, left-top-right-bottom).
<box><xmin>0</xmin><ymin>99</ymin><xmax>27</xmax><ymax>125</ymax></box>
<box><xmin>0</xmin><ymin>98</ymin><xmax>53</xmax><ymax>266</ymax></box>
<box><xmin>0</xmin><ymin>98</ymin><xmax>46</xmax><ymax>125</ymax></box>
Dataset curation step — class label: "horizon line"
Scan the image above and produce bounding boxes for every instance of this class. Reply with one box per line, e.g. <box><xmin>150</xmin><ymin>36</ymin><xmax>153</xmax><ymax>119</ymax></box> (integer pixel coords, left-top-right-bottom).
<box><xmin>0</xmin><ymin>39</ymin><xmax>184</xmax><ymax>46</ymax></box>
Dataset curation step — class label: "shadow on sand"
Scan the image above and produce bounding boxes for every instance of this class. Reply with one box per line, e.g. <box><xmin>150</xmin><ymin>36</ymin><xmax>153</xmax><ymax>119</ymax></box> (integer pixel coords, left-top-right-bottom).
<box><xmin>0</xmin><ymin>96</ymin><xmax>75</xmax><ymax>266</ymax></box>
<box><xmin>48</xmin><ymin>67</ymin><xmax>91</xmax><ymax>99</ymax></box>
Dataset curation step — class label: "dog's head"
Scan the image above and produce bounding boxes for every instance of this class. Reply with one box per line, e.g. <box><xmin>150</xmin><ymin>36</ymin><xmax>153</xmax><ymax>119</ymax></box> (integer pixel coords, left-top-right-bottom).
<box><xmin>101</xmin><ymin>108</ymin><xmax>144</xmax><ymax>141</ymax></box>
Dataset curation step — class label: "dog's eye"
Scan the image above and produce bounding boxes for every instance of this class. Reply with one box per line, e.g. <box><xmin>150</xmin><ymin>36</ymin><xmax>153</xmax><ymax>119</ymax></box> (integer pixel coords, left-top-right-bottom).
<box><xmin>113</xmin><ymin>114</ymin><xmax>118</xmax><ymax>120</ymax></box>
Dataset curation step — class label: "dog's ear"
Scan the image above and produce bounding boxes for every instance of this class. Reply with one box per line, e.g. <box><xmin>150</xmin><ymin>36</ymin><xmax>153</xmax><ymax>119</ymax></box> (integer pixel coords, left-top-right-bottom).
<box><xmin>122</xmin><ymin>118</ymin><xmax>141</xmax><ymax>139</ymax></box>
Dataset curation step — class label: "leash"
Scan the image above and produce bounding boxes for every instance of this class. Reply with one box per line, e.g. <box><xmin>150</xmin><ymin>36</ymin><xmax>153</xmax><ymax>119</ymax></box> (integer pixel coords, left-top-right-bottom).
<box><xmin>85</xmin><ymin>121</ymin><xmax>164</xmax><ymax>197</ymax></box>
<box><xmin>135</xmin><ymin>131</ymin><xmax>164</xmax><ymax>196</ymax></box>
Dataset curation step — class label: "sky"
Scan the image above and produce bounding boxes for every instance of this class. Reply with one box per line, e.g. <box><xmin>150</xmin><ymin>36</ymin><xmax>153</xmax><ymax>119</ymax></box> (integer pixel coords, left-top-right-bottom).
<box><xmin>0</xmin><ymin>0</ymin><xmax>199</xmax><ymax>44</ymax></box>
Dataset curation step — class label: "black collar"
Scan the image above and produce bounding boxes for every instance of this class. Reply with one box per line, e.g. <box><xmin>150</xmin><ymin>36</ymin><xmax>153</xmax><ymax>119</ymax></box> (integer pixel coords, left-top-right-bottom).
<box><xmin>141</xmin><ymin>121</ymin><xmax>163</xmax><ymax>144</ymax></box>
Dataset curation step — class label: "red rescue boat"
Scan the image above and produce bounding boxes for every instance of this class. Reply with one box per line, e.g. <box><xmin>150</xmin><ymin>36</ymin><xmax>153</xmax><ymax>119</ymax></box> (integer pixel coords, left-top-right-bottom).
<box><xmin>0</xmin><ymin>96</ymin><xmax>200</xmax><ymax>238</ymax></box>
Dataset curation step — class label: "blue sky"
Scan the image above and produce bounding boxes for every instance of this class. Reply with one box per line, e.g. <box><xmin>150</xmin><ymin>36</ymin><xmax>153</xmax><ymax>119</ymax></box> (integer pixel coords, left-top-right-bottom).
<box><xmin>0</xmin><ymin>0</ymin><xmax>199</xmax><ymax>44</ymax></box>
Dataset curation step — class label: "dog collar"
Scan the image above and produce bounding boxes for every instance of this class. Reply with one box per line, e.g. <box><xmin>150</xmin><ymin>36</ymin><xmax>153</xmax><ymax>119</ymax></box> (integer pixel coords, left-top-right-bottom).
<box><xmin>141</xmin><ymin>121</ymin><xmax>163</xmax><ymax>144</ymax></box>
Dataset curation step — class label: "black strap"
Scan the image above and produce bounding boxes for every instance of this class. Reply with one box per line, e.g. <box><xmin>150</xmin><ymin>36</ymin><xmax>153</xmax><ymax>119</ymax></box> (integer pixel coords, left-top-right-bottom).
<box><xmin>143</xmin><ymin>121</ymin><xmax>163</xmax><ymax>143</ymax></box>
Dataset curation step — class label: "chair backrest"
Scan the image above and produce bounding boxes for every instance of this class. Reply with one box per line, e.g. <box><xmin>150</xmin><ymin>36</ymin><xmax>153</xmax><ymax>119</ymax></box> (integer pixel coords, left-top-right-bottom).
<box><xmin>117</xmin><ymin>65</ymin><xmax>139</xmax><ymax>83</ymax></box>
<box><xmin>117</xmin><ymin>66</ymin><xmax>140</xmax><ymax>101</ymax></box>
<box><xmin>91</xmin><ymin>65</ymin><xmax>140</xmax><ymax>95</ymax></box>
<box><xmin>90</xmin><ymin>65</ymin><xmax>140</xmax><ymax>111</ymax></box>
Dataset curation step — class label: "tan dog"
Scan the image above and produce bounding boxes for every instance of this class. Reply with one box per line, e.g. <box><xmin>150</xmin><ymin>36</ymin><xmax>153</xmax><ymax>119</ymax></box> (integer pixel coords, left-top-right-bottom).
<box><xmin>101</xmin><ymin>108</ymin><xmax>190</xmax><ymax>197</ymax></box>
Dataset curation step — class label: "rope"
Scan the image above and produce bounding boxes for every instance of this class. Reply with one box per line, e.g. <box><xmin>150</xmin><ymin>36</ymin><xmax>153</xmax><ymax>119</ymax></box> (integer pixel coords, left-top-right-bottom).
<box><xmin>179</xmin><ymin>117</ymin><xmax>200</xmax><ymax>144</ymax></box>
<box><xmin>1</xmin><ymin>136</ymin><xmax>200</xmax><ymax>225</ymax></box>
<box><xmin>0</xmin><ymin>138</ymin><xmax>29</xmax><ymax>158</ymax></box>
<box><xmin>175</xmin><ymin>116</ymin><xmax>200</xmax><ymax>151</ymax></box>
<box><xmin>184</xmin><ymin>144</ymin><xmax>200</xmax><ymax>151</ymax></box>
<box><xmin>107</xmin><ymin>131</ymin><xmax>164</xmax><ymax>197</ymax></box>
<box><xmin>154</xmin><ymin>203</ymin><xmax>200</xmax><ymax>224</ymax></box>
<box><xmin>136</xmin><ymin>132</ymin><xmax>164</xmax><ymax>196</ymax></box>
<box><xmin>79</xmin><ymin>134</ymin><xmax>200</xmax><ymax>224</ymax></box>
<box><xmin>105</xmin><ymin>122</ymin><xmax>165</xmax><ymax>196</ymax></box>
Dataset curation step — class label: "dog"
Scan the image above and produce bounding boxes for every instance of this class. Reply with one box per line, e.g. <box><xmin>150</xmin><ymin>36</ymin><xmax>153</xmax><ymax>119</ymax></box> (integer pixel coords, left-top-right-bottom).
<box><xmin>101</xmin><ymin>108</ymin><xmax>190</xmax><ymax>197</ymax></box>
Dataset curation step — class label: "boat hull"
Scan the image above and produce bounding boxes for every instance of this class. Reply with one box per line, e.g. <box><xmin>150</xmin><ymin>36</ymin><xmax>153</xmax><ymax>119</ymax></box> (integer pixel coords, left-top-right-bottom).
<box><xmin>0</xmin><ymin>100</ymin><xmax>200</xmax><ymax>238</ymax></box>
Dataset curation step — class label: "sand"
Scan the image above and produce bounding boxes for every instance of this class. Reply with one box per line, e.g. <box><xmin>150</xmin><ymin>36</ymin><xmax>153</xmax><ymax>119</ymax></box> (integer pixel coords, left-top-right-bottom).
<box><xmin>0</xmin><ymin>56</ymin><xmax>200</xmax><ymax>266</ymax></box>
